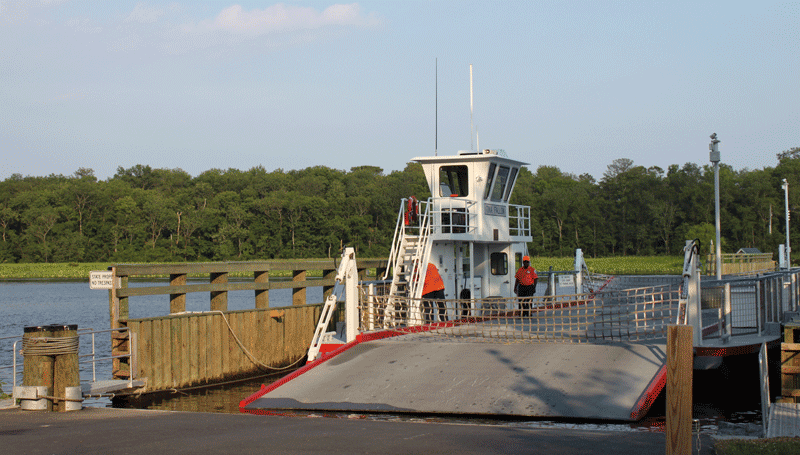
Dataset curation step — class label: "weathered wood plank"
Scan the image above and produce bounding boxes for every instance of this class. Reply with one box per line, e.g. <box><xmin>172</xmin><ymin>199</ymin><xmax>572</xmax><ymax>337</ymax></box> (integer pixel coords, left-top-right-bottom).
<box><xmin>114</xmin><ymin>258</ymin><xmax>385</xmax><ymax>276</ymax></box>
<box><xmin>244</xmin><ymin>311</ymin><xmax>256</xmax><ymax>373</ymax></box>
<box><xmin>152</xmin><ymin>318</ymin><xmax>164</xmax><ymax>390</ymax></box>
<box><xmin>208</xmin><ymin>313</ymin><xmax>220</xmax><ymax>381</ymax></box>
<box><xmin>160</xmin><ymin>316</ymin><xmax>172</xmax><ymax>389</ymax></box>
<box><xmin>170</xmin><ymin>317</ymin><xmax>180</xmax><ymax>388</ymax></box>
<box><xmin>198</xmin><ymin>315</ymin><xmax>209</xmax><ymax>385</ymax></box>
<box><xmin>229</xmin><ymin>313</ymin><xmax>242</xmax><ymax>376</ymax></box>
<box><xmin>268</xmin><ymin>306</ymin><xmax>284</xmax><ymax>369</ymax></box>
<box><xmin>117</xmin><ymin>279</ymin><xmax>337</xmax><ymax>298</ymax></box>
<box><xmin>220</xmin><ymin>312</ymin><xmax>231</xmax><ymax>376</ymax></box>
<box><xmin>180</xmin><ymin>317</ymin><xmax>190</xmax><ymax>385</ymax></box>
<box><xmin>255</xmin><ymin>309</ymin><xmax>267</xmax><ymax>369</ymax></box>
<box><xmin>189</xmin><ymin>316</ymin><xmax>199</xmax><ymax>386</ymax></box>
<box><xmin>128</xmin><ymin>303</ymin><xmax>325</xmax><ymax>392</ymax></box>
<box><xmin>667</xmin><ymin>325</ymin><xmax>693</xmax><ymax>455</ymax></box>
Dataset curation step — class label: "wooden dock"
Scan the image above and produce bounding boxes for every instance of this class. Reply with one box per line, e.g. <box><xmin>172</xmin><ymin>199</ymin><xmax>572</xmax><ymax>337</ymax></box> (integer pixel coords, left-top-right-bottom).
<box><xmin>107</xmin><ymin>258</ymin><xmax>386</xmax><ymax>394</ymax></box>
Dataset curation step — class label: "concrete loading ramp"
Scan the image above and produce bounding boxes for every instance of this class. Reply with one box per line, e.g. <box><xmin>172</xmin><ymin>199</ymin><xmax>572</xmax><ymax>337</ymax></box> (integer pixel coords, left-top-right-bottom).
<box><xmin>243</xmin><ymin>335</ymin><xmax>667</xmax><ymax>421</ymax></box>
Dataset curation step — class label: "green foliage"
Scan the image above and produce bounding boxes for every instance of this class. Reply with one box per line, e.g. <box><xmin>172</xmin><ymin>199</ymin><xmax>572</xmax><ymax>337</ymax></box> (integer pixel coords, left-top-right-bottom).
<box><xmin>0</xmin><ymin>148</ymin><xmax>797</xmax><ymax>263</ymax></box>
<box><xmin>0</xmin><ymin>262</ymin><xmax>112</xmax><ymax>279</ymax></box>
<box><xmin>686</xmin><ymin>222</ymin><xmax>726</xmax><ymax>254</ymax></box>
<box><xmin>715</xmin><ymin>437</ymin><xmax>800</xmax><ymax>455</ymax></box>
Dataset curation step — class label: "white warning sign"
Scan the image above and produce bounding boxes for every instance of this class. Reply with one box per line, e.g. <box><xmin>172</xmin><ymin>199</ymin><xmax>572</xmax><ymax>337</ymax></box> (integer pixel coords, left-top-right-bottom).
<box><xmin>89</xmin><ymin>271</ymin><xmax>116</xmax><ymax>290</ymax></box>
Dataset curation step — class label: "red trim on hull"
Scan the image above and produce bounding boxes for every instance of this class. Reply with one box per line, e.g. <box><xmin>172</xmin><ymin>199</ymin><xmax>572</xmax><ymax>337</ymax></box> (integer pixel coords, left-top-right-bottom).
<box><xmin>694</xmin><ymin>338</ymin><xmax>780</xmax><ymax>357</ymax></box>
<box><xmin>630</xmin><ymin>365</ymin><xmax>666</xmax><ymax>421</ymax></box>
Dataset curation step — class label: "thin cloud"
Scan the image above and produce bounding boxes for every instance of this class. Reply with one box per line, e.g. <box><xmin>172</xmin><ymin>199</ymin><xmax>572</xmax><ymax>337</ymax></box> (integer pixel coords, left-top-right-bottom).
<box><xmin>205</xmin><ymin>3</ymin><xmax>382</xmax><ymax>36</ymax></box>
<box><xmin>124</xmin><ymin>3</ymin><xmax>167</xmax><ymax>24</ymax></box>
<box><xmin>158</xmin><ymin>2</ymin><xmax>383</xmax><ymax>54</ymax></box>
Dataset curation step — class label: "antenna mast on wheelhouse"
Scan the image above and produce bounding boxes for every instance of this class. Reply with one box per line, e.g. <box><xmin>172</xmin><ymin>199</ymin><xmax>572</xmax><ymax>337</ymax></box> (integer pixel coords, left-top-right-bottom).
<box><xmin>470</xmin><ymin>64</ymin><xmax>474</xmax><ymax>151</ymax></box>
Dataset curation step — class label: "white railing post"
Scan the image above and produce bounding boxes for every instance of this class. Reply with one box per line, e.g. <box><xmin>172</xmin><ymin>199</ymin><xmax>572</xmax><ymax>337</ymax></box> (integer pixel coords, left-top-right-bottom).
<box><xmin>724</xmin><ymin>282</ymin><xmax>732</xmax><ymax>341</ymax></box>
<box><xmin>367</xmin><ymin>283</ymin><xmax>375</xmax><ymax>331</ymax></box>
<box><xmin>574</xmin><ymin>249</ymin><xmax>584</xmax><ymax>294</ymax></box>
<box><xmin>344</xmin><ymin>248</ymin><xmax>359</xmax><ymax>343</ymax></box>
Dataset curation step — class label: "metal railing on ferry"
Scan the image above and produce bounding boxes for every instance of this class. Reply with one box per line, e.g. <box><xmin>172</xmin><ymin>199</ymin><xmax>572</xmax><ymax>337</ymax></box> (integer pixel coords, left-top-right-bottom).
<box><xmin>699</xmin><ymin>269</ymin><xmax>800</xmax><ymax>341</ymax></box>
<box><xmin>358</xmin><ymin>284</ymin><xmax>681</xmax><ymax>344</ymax></box>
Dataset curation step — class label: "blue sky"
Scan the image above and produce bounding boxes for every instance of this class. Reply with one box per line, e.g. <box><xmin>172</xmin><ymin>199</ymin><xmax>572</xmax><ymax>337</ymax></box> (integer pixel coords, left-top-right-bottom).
<box><xmin>1</xmin><ymin>1</ymin><xmax>797</xmax><ymax>181</ymax></box>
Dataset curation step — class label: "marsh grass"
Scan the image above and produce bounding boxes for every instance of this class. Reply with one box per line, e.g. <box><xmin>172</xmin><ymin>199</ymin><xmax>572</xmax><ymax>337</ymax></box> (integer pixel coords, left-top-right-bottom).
<box><xmin>0</xmin><ymin>262</ymin><xmax>316</xmax><ymax>280</ymax></box>
<box><xmin>529</xmin><ymin>256</ymin><xmax>683</xmax><ymax>275</ymax></box>
<box><xmin>0</xmin><ymin>256</ymin><xmax>685</xmax><ymax>280</ymax></box>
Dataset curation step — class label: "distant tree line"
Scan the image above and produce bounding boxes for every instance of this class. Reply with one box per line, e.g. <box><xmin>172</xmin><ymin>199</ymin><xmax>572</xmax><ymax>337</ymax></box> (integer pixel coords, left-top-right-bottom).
<box><xmin>1</xmin><ymin>147</ymin><xmax>798</xmax><ymax>263</ymax></box>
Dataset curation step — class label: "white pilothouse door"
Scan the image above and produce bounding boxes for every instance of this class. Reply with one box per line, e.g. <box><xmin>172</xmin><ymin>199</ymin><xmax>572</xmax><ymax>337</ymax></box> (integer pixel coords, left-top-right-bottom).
<box><xmin>485</xmin><ymin>244</ymin><xmax>512</xmax><ymax>298</ymax></box>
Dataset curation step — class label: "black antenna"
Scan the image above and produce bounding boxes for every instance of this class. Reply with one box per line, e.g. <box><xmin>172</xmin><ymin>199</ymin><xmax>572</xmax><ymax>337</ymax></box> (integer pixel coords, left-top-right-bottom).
<box><xmin>435</xmin><ymin>58</ymin><xmax>438</xmax><ymax>156</ymax></box>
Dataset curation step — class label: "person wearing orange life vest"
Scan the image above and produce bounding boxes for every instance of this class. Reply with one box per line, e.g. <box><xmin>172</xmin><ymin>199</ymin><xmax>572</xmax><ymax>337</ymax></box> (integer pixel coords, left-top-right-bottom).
<box><xmin>421</xmin><ymin>262</ymin><xmax>446</xmax><ymax>323</ymax></box>
<box><xmin>514</xmin><ymin>256</ymin><xmax>538</xmax><ymax>317</ymax></box>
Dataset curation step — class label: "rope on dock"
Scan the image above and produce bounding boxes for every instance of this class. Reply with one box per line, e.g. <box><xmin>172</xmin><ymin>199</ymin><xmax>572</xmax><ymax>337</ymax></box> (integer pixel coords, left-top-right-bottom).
<box><xmin>31</xmin><ymin>393</ymin><xmax>84</xmax><ymax>403</ymax></box>
<box><xmin>208</xmin><ymin>311</ymin><xmax>306</xmax><ymax>372</ymax></box>
<box><xmin>22</xmin><ymin>336</ymin><xmax>79</xmax><ymax>356</ymax></box>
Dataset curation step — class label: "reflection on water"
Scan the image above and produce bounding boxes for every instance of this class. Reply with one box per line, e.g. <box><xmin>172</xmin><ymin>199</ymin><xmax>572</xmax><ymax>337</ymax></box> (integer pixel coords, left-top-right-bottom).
<box><xmin>113</xmin><ymin>373</ymin><xmax>287</xmax><ymax>414</ymax></box>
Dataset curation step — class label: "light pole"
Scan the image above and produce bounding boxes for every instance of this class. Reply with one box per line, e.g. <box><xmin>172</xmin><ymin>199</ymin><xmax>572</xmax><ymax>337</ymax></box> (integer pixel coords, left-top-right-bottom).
<box><xmin>783</xmin><ymin>178</ymin><xmax>791</xmax><ymax>268</ymax></box>
<box><xmin>709</xmin><ymin>133</ymin><xmax>721</xmax><ymax>279</ymax></box>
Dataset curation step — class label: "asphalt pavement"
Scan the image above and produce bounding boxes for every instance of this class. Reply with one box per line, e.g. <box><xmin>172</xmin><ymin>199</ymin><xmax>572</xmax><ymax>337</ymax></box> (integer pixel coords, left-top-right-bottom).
<box><xmin>0</xmin><ymin>406</ymin><xmax>717</xmax><ymax>455</ymax></box>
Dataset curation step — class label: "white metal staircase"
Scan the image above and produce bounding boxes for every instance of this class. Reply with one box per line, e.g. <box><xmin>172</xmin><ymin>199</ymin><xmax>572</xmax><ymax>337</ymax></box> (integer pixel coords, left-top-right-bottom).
<box><xmin>383</xmin><ymin>198</ymin><xmax>433</xmax><ymax>326</ymax></box>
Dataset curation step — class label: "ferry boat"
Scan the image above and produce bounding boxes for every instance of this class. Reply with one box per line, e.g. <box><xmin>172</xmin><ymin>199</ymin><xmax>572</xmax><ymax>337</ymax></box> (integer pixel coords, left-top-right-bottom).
<box><xmin>241</xmin><ymin>148</ymin><xmax>798</xmax><ymax>421</ymax></box>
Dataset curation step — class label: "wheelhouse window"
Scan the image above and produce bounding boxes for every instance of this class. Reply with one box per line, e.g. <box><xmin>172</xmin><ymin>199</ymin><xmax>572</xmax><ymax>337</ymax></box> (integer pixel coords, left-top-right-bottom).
<box><xmin>503</xmin><ymin>167</ymin><xmax>518</xmax><ymax>202</ymax></box>
<box><xmin>439</xmin><ymin>165</ymin><xmax>469</xmax><ymax>197</ymax></box>
<box><xmin>490</xmin><ymin>166</ymin><xmax>510</xmax><ymax>201</ymax></box>
<box><xmin>483</xmin><ymin>163</ymin><xmax>496</xmax><ymax>200</ymax></box>
<box><xmin>490</xmin><ymin>252</ymin><xmax>508</xmax><ymax>275</ymax></box>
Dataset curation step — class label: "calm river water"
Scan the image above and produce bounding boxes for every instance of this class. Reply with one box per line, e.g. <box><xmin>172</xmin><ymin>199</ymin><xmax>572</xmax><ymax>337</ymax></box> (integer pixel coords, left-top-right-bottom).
<box><xmin>0</xmin><ymin>280</ymin><xmax>762</xmax><ymax>433</ymax></box>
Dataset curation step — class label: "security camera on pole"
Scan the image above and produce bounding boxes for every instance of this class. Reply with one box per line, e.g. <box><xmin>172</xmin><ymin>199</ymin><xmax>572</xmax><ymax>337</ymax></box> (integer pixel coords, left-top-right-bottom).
<box><xmin>709</xmin><ymin>134</ymin><xmax>722</xmax><ymax>279</ymax></box>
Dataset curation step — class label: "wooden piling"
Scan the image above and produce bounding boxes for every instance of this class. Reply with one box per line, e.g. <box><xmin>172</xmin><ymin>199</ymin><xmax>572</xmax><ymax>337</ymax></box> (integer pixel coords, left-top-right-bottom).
<box><xmin>293</xmin><ymin>270</ymin><xmax>306</xmax><ymax>306</ymax></box>
<box><xmin>255</xmin><ymin>270</ymin><xmax>269</xmax><ymax>309</ymax></box>
<box><xmin>22</xmin><ymin>325</ymin><xmax>54</xmax><ymax>411</ymax></box>
<box><xmin>52</xmin><ymin>325</ymin><xmax>80</xmax><ymax>411</ymax></box>
<box><xmin>210</xmin><ymin>272</ymin><xmax>228</xmax><ymax>311</ymax></box>
<box><xmin>170</xmin><ymin>273</ymin><xmax>187</xmax><ymax>314</ymax></box>
<box><xmin>666</xmin><ymin>324</ymin><xmax>693</xmax><ymax>455</ymax></box>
